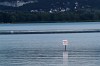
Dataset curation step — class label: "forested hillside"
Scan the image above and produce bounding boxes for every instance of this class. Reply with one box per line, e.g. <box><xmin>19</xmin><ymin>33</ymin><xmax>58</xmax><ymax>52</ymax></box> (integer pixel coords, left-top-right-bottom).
<box><xmin>0</xmin><ymin>0</ymin><xmax>100</xmax><ymax>11</ymax></box>
<box><xmin>0</xmin><ymin>0</ymin><xmax>100</xmax><ymax>23</ymax></box>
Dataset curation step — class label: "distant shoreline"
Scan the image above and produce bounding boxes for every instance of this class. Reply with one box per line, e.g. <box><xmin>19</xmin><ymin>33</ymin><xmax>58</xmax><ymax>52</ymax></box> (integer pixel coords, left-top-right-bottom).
<box><xmin>0</xmin><ymin>21</ymin><xmax>100</xmax><ymax>24</ymax></box>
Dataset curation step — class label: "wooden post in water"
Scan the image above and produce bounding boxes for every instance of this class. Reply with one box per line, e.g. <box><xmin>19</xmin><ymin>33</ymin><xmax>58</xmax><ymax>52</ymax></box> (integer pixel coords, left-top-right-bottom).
<box><xmin>63</xmin><ymin>40</ymin><xmax>68</xmax><ymax>51</ymax></box>
<box><xmin>65</xmin><ymin>45</ymin><xmax>66</xmax><ymax>51</ymax></box>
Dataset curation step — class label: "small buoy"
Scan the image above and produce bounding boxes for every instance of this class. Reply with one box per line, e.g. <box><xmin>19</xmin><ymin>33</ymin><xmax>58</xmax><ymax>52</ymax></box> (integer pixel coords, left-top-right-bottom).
<box><xmin>63</xmin><ymin>40</ymin><xmax>68</xmax><ymax>51</ymax></box>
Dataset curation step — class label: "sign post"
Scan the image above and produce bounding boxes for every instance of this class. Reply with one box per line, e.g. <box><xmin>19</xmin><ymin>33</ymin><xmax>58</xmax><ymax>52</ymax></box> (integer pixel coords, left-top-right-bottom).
<box><xmin>63</xmin><ymin>40</ymin><xmax>68</xmax><ymax>51</ymax></box>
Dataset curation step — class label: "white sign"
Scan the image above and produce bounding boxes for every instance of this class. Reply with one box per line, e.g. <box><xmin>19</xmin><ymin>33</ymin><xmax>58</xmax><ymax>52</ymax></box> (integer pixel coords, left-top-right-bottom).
<box><xmin>63</xmin><ymin>40</ymin><xmax>68</xmax><ymax>45</ymax></box>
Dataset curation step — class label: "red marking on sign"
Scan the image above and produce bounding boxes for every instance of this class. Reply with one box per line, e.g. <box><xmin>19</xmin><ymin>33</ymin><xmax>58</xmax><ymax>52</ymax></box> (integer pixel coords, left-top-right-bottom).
<box><xmin>63</xmin><ymin>40</ymin><xmax>68</xmax><ymax>45</ymax></box>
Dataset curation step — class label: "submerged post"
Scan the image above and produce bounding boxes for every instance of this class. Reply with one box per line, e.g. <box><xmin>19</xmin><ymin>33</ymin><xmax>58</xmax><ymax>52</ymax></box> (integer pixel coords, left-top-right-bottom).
<box><xmin>63</xmin><ymin>40</ymin><xmax>68</xmax><ymax>51</ymax></box>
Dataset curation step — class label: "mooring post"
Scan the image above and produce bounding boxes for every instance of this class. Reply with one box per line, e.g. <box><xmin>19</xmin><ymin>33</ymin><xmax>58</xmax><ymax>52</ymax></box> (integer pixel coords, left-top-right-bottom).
<box><xmin>63</xmin><ymin>40</ymin><xmax>68</xmax><ymax>51</ymax></box>
<box><xmin>65</xmin><ymin>45</ymin><xmax>66</xmax><ymax>51</ymax></box>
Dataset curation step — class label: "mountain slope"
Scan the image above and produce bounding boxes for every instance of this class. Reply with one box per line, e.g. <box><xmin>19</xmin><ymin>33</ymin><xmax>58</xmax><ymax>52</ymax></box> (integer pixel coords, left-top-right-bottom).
<box><xmin>0</xmin><ymin>0</ymin><xmax>100</xmax><ymax>12</ymax></box>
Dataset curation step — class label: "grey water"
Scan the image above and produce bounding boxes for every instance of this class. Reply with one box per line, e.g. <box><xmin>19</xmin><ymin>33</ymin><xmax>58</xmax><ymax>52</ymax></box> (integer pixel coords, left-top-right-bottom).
<box><xmin>0</xmin><ymin>22</ymin><xmax>100</xmax><ymax>66</ymax></box>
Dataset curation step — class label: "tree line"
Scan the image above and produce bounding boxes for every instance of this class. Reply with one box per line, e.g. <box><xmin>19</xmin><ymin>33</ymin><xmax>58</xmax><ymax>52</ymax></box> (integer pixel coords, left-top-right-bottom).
<box><xmin>0</xmin><ymin>10</ymin><xmax>100</xmax><ymax>23</ymax></box>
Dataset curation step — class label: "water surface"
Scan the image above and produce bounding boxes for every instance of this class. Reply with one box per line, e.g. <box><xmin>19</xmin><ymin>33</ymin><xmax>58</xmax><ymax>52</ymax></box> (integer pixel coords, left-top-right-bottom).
<box><xmin>0</xmin><ymin>22</ymin><xmax>100</xmax><ymax>66</ymax></box>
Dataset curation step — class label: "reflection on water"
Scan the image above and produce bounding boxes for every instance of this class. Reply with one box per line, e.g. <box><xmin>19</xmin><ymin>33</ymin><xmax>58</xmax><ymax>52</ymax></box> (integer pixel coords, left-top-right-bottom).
<box><xmin>0</xmin><ymin>49</ymin><xmax>69</xmax><ymax>66</ymax></box>
<box><xmin>63</xmin><ymin>51</ymin><xmax>68</xmax><ymax>66</ymax></box>
<box><xmin>0</xmin><ymin>49</ymin><xmax>100</xmax><ymax>66</ymax></box>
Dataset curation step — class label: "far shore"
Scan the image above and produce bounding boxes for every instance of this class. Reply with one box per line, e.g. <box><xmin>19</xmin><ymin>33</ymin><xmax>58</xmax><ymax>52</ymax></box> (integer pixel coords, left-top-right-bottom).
<box><xmin>0</xmin><ymin>20</ymin><xmax>100</xmax><ymax>24</ymax></box>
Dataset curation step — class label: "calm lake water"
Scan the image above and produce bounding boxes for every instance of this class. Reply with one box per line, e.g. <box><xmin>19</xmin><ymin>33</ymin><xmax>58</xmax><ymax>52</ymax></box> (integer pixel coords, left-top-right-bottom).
<box><xmin>0</xmin><ymin>22</ymin><xmax>100</xmax><ymax>66</ymax></box>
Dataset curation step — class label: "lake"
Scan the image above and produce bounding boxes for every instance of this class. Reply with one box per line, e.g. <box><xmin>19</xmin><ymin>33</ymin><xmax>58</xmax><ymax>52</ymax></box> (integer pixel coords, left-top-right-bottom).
<box><xmin>0</xmin><ymin>22</ymin><xmax>100</xmax><ymax>66</ymax></box>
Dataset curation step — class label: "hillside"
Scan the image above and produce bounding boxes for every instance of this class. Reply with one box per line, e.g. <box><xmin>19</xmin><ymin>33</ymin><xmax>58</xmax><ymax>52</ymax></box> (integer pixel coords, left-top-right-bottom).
<box><xmin>0</xmin><ymin>0</ymin><xmax>100</xmax><ymax>12</ymax></box>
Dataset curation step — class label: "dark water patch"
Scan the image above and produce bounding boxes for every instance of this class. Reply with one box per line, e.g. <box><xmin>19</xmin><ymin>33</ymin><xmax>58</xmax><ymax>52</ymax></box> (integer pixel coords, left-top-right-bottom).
<box><xmin>0</xmin><ymin>29</ymin><xmax>100</xmax><ymax>35</ymax></box>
